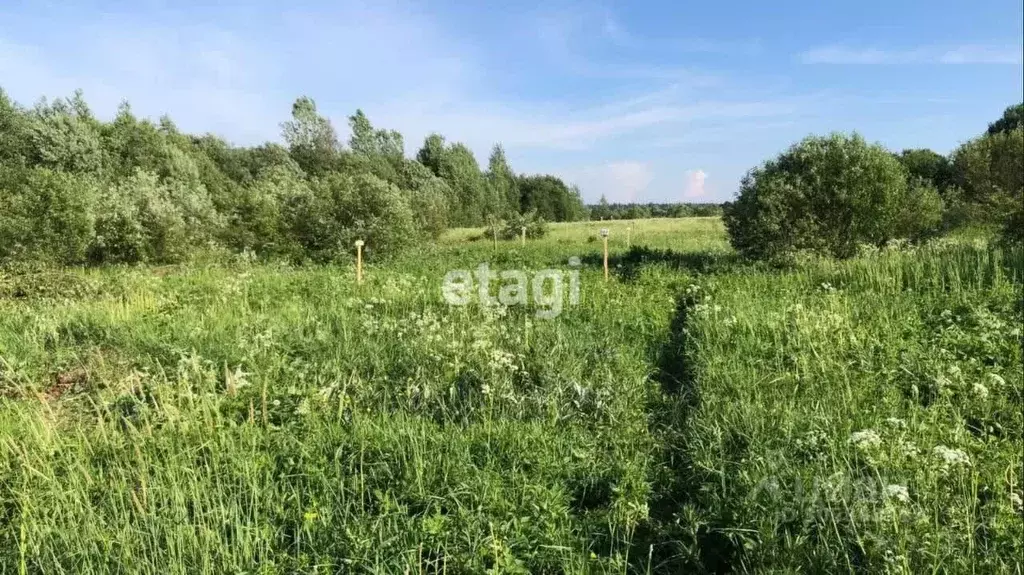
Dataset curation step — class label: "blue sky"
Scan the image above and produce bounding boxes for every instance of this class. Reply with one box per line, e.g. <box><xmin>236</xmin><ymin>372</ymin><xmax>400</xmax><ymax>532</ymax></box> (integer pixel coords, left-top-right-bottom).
<box><xmin>1</xmin><ymin>0</ymin><xmax>1021</xmax><ymax>202</ymax></box>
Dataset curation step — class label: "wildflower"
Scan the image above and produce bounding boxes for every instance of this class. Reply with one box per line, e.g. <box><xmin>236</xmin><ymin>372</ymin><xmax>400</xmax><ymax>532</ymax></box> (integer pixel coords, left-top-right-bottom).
<box><xmin>932</xmin><ymin>445</ymin><xmax>970</xmax><ymax>468</ymax></box>
<box><xmin>985</xmin><ymin>373</ymin><xmax>1005</xmax><ymax>387</ymax></box>
<box><xmin>898</xmin><ymin>439</ymin><xmax>920</xmax><ymax>459</ymax></box>
<box><xmin>972</xmin><ymin>382</ymin><xmax>989</xmax><ymax>400</ymax></box>
<box><xmin>884</xmin><ymin>484</ymin><xmax>910</xmax><ymax>504</ymax></box>
<box><xmin>488</xmin><ymin>349</ymin><xmax>518</xmax><ymax>372</ymax></box>
<box><xmin>884</xmin><ymin>417</ymin><xmax>907</xmax><ymax>429</ymax></box>
<box><xmin>850</xmin><ymin>429</ymin><xmax>882</xmax><ymax>450</ymax></box>
<box><xmin>1011</xmin><ymin>492</ymin><xmax>1023</xmax><ymax>514</ymax></box>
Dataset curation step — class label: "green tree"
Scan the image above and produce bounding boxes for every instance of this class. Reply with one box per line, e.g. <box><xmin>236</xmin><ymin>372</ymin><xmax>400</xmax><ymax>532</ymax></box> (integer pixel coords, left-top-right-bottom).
<box><xmin>951</xmin><ymin>128</ymin><xmax>1024</xmax><ymax>224</ymax></box>
<box><xmin>486</xmin><ymin>144</ymin><xmax>518</xmax><ymax>216</ymax></box>
<box><xmin>281</xmin><ymin>97</ymin><xmax>339</xmax><ymax>176</ymax></box>
<box><xmin>518</xmin><ymin>174</ymin><xmax>585</xmax><ymax>222</ymax></box>
<box><xmin>396</xmin><ymin>160</ymin><xmax>451</xmax><ymax>239</ymax></box>
<box><xmin>26</xmin><ymin>90</ymin><xmax>104</xmax><ymax>173</ymax></box>
<box><xmin>724</xmin><ymin>132</ymin><xmax>937</xmax><ymax>260</ymax></box>
<box><xmin>897</xmin><ymin>148</ymin><xmax>954</xmax><ymax>192</ymax></box>
<box><xmin>416</xmin><ymin>133</ymin><xmax>447</xmax><ymax>175</ymax></box>
<box><xmin>0</xmin><ymin>87</ymin><xmax>31</xmax><ymax>166</ymax></box>
<box><xmin>592</xmin><ymin>194</ymin><xmax>612</xmax><ymax>220</ymax></box>
<box><xmin>100</xmin><ymin>102</ymin><xmax>168</xmax><ymax>179</ymax></box>
<box><xmin>0</xmin><ymin>166</ymin><xmax>98</xmax><ymax>264</ymax></box>
<box><xmin>415</xmin><ymin>136</ymin><xmax>486</xmax><ymax>226</ymax></box>
<box><xmin>987</xmin><ymin>103</ymin><xmax>1024</xmax><ymax>135</ymax></box>
<box><xmin>290</xmin><ymin>172</ymin><xmax>417</xmax><ymax>262</ymax></box>
<box><xmin>348</xmin><ymin>109</ymin><xmax>403</xmax><ymax>159</ymax></box>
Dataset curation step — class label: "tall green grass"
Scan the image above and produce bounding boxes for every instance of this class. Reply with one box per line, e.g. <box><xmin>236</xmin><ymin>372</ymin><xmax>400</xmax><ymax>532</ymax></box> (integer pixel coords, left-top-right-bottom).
<box><xmin>0</xmin><ymin>219</ymin><xmax>1020</xmax><ymax>573</ymax></box>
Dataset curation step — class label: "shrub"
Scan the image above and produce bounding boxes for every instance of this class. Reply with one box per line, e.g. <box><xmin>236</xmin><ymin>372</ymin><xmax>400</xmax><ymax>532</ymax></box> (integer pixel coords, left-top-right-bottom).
<box><xmin>484</xmin><ymin>211</ymin><xmax>548</xmax><ymax>241</ymax></box>
<box><xmin>289</xmin><ymin>172</ymin><xmax>417</xmax><ymax>262</ymax></box>
<box><xmin>0</xmin><ymin>166</ymin><xmax>97</xmax><ymax>264</ymax></box>
<box><xmin>398</xmin><ymin>160</ymin><xmax>451</xmax><ymax>239</ymax></box>
<box><xmin>723</xmin><ymin>133</ymin><xmax>929</xmax><ymax>260</ymax></box>
<box><xmin>89</xmin><ymin>169</ymin><xmax>220</xmax><ymax>264</ymax></box>
<box><xmin>892</xmin><ymin>178</ymin><xmax>944</xmax><ymax>241</ymax></box>
<box><xmin>221</xmin><ymin>165</ymin><xmax>308</xmax><ymax>258</ymax></box>
<box><xmin>1001</xmin><ymin>203</ymin><xmax>1024</xmax><ymax>246</ymax></box>
<box><xmin>950</xmin><ymin>128</ymin><xmax>1023</xmax><ymax>226</ymax></box>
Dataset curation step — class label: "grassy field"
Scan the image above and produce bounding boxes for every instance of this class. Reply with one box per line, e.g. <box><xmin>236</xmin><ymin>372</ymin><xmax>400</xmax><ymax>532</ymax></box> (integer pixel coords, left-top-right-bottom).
<box><xmin>1</xmin><ymin>218</ymin><xmax>1021</xmax><ymax>573</ymax></box>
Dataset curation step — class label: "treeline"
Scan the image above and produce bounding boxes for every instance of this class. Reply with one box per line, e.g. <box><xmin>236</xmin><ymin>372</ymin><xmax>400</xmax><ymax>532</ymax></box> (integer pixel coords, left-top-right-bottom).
<box><xmin>724</xmin><ymin>103</ymin><xmax>1024</xmax><ymax>260</ymax></box>
<box><xmin>588</xmin><ymin>199</ymin><xmax>723</xmax><ymax>220</ymax></box>
<box><xmin>0</xmin><ymin>89</ymin><xmax>586</xmax><ymax>265</ymax></box>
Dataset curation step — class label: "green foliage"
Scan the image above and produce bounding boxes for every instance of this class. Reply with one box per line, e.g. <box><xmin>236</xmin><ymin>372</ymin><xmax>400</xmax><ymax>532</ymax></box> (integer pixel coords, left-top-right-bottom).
<box><xmin>438</xmin><ymin>141</ymin><xmax>488</xmax><ymax>227</ymax></box>
<box><xmin>0</xmin><ymin>166</ymin><xmax>97</xmax><ymax>264</ymax></box>
<box><xmin>281</xmin><ymin>96</ymin><xmax>340</xmax><ymax>176</ymax></box>
<box><xmin>724</xmin><ymin>132</ymin><xmax>931</xmax><ymax>260</ymax></box>
<box><xmin>897</xmin><ymin>148</ymin><xmax>954</xmax><ymax>192</ymax></box>
<box><xmin>986</xmin><ymin>102</ymin><xmax>1024</xmax><ymax>135</ymax></box>
<box><xmin>487</xmin><ymin>144</ymin><xmax>518</xmax><ymax>216</ymax></box>
<box><xmin>586</xmin><ymin>200</ymin><xmax>725</xmax><ymax>222</ymax></box>
<box><xmin>348</xmin><ymin>109</ymin><xmax>404</xmax><ymax>159</ymax></box>
<box><xmin>951</xmin><ymin>128</ymin><xmax>1024</xmax><ymax>225</ymax></box>
<box><xmin>290</xmin><ymin>172</ymin><xmax>418</xmax><ymax>262</ymax></box>
<box><xmin>0</xmin><ymin>88</ymin><xmax>584</xmax><ymax>266</ymax></box>
<box><xmin>892</xmin><ymin>178</ymin><xmax>945</xmax><ymax>240</ymax></box>
<box><xmin>591</xmin><ymin>194</ymin><xmax>612</xmax><ymax>220</ymax></box>
<box><xmin>397</xmin><ymin>159</ymin><xmax>451</xmax><ymax>239</ymax></box>
<box><xmin>484</xmin><ymin>210</ymin><xmax>548</xmax><ymax>240</ymax></box>
<box><xmin>0</xmin><ymin>88</ymin><xmax>32</xmax><ymax>166</ymax></box>
<box><xmin>518</xmin><ymin>174</ymin><xmax>586</xmax><ymax>223</ymax></box>
<box><xmin>26</xmin><ymin>91</ymin><xmax>103</xmax><ymax>173</ymax></box>
<box><xmin>89</xmin><ymin>169</ymin><xmax>220</xmax><ymax>264</ymax></box>
<box><xmin>224</xmin><ymin>165</ymin><xmax>309</xmax><ymax>258</ymax></box>
<box><xmin>1001</xmin><ymin>202</ymin><xmax>1024</xmax><ymax>245</ymax></box>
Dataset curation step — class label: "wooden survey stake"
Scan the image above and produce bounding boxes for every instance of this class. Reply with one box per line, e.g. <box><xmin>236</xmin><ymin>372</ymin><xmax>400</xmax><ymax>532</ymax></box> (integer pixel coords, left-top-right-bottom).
<box><xmin>521</xmin><ymin>226</ymin><xmax>526</xmax><ymax>246</ymax></box>
<box><xmin>600</xmin><ymin>228</ymin><xmax>609</xmax><ymax>281</ymax></box>
<box><xmin>356</xmin><ymin>237</ymin><xmax>364</xmax><ymax>282</ymax></box>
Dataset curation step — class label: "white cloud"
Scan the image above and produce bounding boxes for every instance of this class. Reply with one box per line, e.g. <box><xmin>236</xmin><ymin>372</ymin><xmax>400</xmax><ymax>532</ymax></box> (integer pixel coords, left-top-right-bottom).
<box><xmin>683</xmin><ymin>169</ymin><xmax>708</xmax><ymax>199</ymax></box>
<box><xmin>801</xmin><ymin>44</ymin><xmax>1023</xmax><ymax>65</ymax></box>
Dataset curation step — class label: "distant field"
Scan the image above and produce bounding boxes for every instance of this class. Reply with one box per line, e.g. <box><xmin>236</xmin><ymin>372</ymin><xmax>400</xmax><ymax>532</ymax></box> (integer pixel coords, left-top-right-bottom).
<box><xmin>441</xmin><ymin>217</ymin><xmax>727</xmax><ymax>250</ymax></box>
<box><xmin>1</xmin><ymin>217</ymin><xmax>1021</xmax><ymax>573</ymax></box>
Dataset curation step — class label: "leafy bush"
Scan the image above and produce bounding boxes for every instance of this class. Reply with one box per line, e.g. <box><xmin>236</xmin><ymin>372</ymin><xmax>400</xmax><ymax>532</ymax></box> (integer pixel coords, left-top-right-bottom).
<box><xmin>289</xmin><ymin>172</ymin><xmax>418</xmax><ymax>262</ymax></box>
<box><xmin>951</xmin><ymin>128</ymin><xmax>1023</xmax><ymax>226</ymax></box>
<box><xmin>896</xmin><ymin>148</ymin><xmax>954</xmax><ymax>192</ymax></box>
<box><xmin>0</xmin><ymin>166</ymin><xmax>97</xmax><ymax>264</ymax></box>
<box><xmin>220</xmin><ymin>165</ymin><xmax>308</xmax><ymax>258</ymax></box>
<box><xmin>1001</xmin><ymin>203</ymin><xmax>1024</xmax><ymax>245</ymax></box>
<box><xmin>892</xmin><ymin>178</ymin><xmax>944</xmax><ymax>241</ymax></box>
<box><xmin>484</xmin><ymin>211</ymin><xmax>548</xmax><ymax>241</ymax></box>
<box><xmin>397</xmin><ymin>160</ymin><xmax>451</xmax><ymax>239</ymax></box>
<box><xmin>723</xmin><ymin>133</ymin><xmax>937</xmax><ymax>260</ymax></box>
<box><xmin>89</xmin><ymin>169</ymin><xmax>220</xmax><ymax>264</ymax></box>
